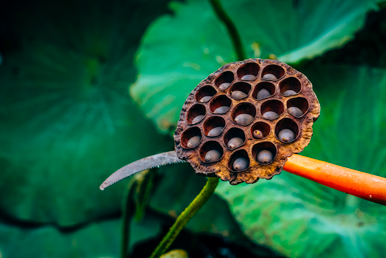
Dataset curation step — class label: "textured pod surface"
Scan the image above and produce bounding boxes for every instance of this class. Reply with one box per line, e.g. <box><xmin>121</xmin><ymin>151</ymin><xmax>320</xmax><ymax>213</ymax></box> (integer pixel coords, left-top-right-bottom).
<box><xmin>174</xmin><ymin>58</ymin><xmax>320</xmax><ymax>185</ymax></box>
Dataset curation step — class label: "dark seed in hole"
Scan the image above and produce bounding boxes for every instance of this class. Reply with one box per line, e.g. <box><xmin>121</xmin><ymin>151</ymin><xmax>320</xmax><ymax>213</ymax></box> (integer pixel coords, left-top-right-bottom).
<box><xmin>257</xmin><ymin>89</ymin><xmax>271</xmax><ymax>100</ymax></box>
<box><xmin>231</xmin><ymin>91</ymin><xmax>247</xmax><ymax>100</ymax></box>
<box><xmin>283</xmin><ymin>90</ymin><xmax>297</xmax><ymax>96</ymax></box>
<box><xmin>214</xmin><ymin>106</ymin><xmax>230</xmax><ymax>114</ymax></box>
<box><xmin>200</xmin><ymin>96</ymin><xmax>212</xmax><ymax>102</ymax></box>
<box><xmin>233</xmin><ymin>157</ymin><xmax>249</xmax><ymax>171</ymax></box>
<box><xmin>241</xmin><ymin>74</ymin><xmax>256</xmax><ymax>80</ymax></box>
<box><xmin>205</xmin><ymin>150</ymin><xmax>221</xmax><ymax>162</ymax></box>
<box><xmin>219</xmin><ymin>82</ymin><xmax>231</xmax><ymax>90</ymax></box>
<box><xmin>278</xmin><ymin>129</ymin><xmax>295</xmax><ymax>143</ymax></box>
<box><xmin>187</xmin><ymin>136</ymin><xmax>201</xmax><ymax>148</ymax></box>
<box><xmin>192</xmin><ymin>115</ymin><xmax>204</xmax><ymax>124</ymax></box>
<box><xmin>208</xmin><ymin>127</ymin><xmax>223</xmax><ymax>137</ymax></box>
<box><xmin>262</xmin><ymin>74</ymin><xmax>277</xmax><ymax>80</ymax></box>
<box><xmin>227</xmin><ymin>137</ymin><xmax>244</xmax><ymax>149</ymax></box>
<box><xmin>235</xmin><ymin>114</ymin><xmax>254</xmax><ymax>125</ymax></box>
<box><xmin>262</xmin><ymin>111</ymin><xmax>279</xmax><ymax>120</ymax></box>
<box><xmin>253</xmin><ymin>130</ymin><xmax>263</xmax><ymax>139</ymax></box>
<box><xmin>257</xmin><ymin>150</ymin><xmax>273</xmax><ymax>163</ymax></box>
<box><xmin>288</xmin><ymin>107</ymin><xmax>303</xmax><ymax>117</ymax></box>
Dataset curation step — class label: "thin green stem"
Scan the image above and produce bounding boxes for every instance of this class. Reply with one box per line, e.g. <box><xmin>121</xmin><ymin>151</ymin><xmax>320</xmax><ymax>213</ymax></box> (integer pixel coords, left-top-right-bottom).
<box><xmin>150</xmin><ymin>177</ymin><xmax>220</xmax><ymax>258</ymax></box>
<box><xmin>209</xmin><ymin>0</ymin><xmax>246</xmax><ymax>60</ymax></box>
<box><xmin>121</xmin><ymin>179</ymin><xmax>136</xmax><ymax>258</ymax></box>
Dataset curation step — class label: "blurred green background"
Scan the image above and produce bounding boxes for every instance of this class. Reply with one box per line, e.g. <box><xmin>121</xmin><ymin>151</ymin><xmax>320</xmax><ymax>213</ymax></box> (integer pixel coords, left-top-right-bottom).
<box><xmin>1</xmin><ymin>0</ymin><xmax>386</xmax><ymax>257</ymax></box>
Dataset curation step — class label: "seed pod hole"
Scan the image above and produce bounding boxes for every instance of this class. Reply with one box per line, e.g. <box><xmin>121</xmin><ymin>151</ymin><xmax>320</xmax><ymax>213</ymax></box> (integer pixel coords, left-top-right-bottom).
<box><xmin>228</xmin><ymin>150</ymin><xmax>250</xmax><ymax>172</ymax></box>
<box><xmin>209</xmin><ymin>95</ymin><xmax>232</xmax><ymax>114</ymax></box>
<box><xmin>252</xmin><ymin>142</ymin><xmax>277</xmax><ymax>165</ymax></box>
<box><xmin>261</xmin><ymin>65</ymin><xmax>285</xmax><ymax>81</ymax></box>
<box><xmin>180</xmin><ymin>127</ymin><xmax>202</xmax><ymax>149</ymax></box>
<box><xmin>251</xmin><ymin>121</ymin><xmax>270</xmax><ymax>140</ymax></box>
<box><xmin>287</xmin><ymin>97</ymin><xmax>309</xmax><ymax>117</ymax></box>
<box><xmin>261</xmin><ymin>100</ymin><xmax>284</xmax><ymax>120</ymax></box>
<box><xmin>229</xmin><ymin>82</ymin><xmax>251</xmax><ymax>100</ymax></box>
<box><xmin>237</xmin><ymin>62</ymin><xmax>260</xmax><ymax>80</ymax></box>
<box><xmin>280</xmin><ymin>77</ymin><xmax>301</xmax><ymax>96</ymax></box>
<box><xmin>275</xmin><ymin>118</ymin><xmax>299</xmax><ymax>143</ymax></box>
<box><xmin>186</xmin><ymin>104</ymin><xmax>206</xmax><ymax>125</ymax></box>
<box><xmin>195</xmin><ymin>86</ymin><xmax>217</xmax><ymax>103</ymax></box>
<box><xmin>252</xmin><ymin>82</ymin><xmax>275</xmax><ymax>100</ymax></box>
<box><xmin>224</xmin><ymin>127</ymin><xmax>245</xmax><ymax>150</ymax></box>
<box><xmin>215</xmin><ymin>71</ymin><xmax>234</xmax><ymax>91</ymax></box>
<box><xmin>231</xmin><ymin>103</ymin><xmax>256</xmax><ymax>126</ymax></box>
<box><xmin>203</xmin><ymin>116</ymin><xmax>226</xmax><ymax>137</ymax></box>
<box><xmin>199</xmin><ymin>141</ymin><xmax>224</xmax><ymax>163</ymax></box>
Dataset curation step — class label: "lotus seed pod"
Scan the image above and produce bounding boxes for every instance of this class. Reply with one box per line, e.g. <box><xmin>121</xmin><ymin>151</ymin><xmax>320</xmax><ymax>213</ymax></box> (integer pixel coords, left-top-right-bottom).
<box><xmin>235</xmin><ymin>114</ymin><xmax>254</xmax><ymax>125</ymax></box>
<box><xmin>219</xmin><ymin>82</ymin><xmax>231</xmax><ymax>90</ymax></box>
<box><xmin>231</xmin><ymin>90</ymin><xmax>247</xmax><ymax>100</ymax></box>
<box><xmin>253</xmin><ymin>130</ymin><xmax>263</xmax><ymax>139</ymax></box>
<box><xmin>214</xmin><ymin>106</ymin><xmax>230</xmax><ymax>114</ymax></box>
<box><xmin>278</xmin><ymin>129</ymin><xmax>295</xmax><ymax>143</ymax></box>
<box><xmin>256</xmin><ymin>89</ymin><xmax>271</xmax><ymax>100</ymax></box>
<box><xmin>174</xmin><ymin>58</ymin><xmax>320</xmax><ymax>185</ymax></box>
<box><xmin>232</xmin><ymin>157</ymin><xmax>249</xmax><ymax>171</ymax></box>
<box><xmin>205</xmin><ymin>150</ymin><xmax>221</xmax><ymax>162</ymax></box>
<box><xmin>187</xmin><ymin>136</ymin><xmax>201</xmax><ymax>148</ymax></box>
<box><xmin>262</xmin><ymin>111</ymin><xmax>279</xmax><ymax>120</ymax></box>
<box><xmin>241</xmin><ymin>74</ymin><xmax>256</xmax><ymax>80</ymax></box>
<box><xmin>257</xmin><ymin>150</ymin><xmax>273</xmax><ymax>164</ymax></box>
<box><xmin>288</xmin><ymin>107</ymin><xmax>303</xmax><ymax>117</ymax></box>
<box><xmin>192</xmin><ymin>115</ymin><xmax>204</xmax><ymax>124</ymax></box>
<box><xmin>227</xmin><ymin>137</ymin><xmax>244</xmax><ymax>149</ymax></box>
<box><xmin>283</xmin><ymin>90</ymin><xmax>297</xmax><ymax>96</ymax></box>
<box><xmin>262</xmin><ymin>74</ymin><xmax>277</xmax><ymax>80</ymax></box>
<box><xmin>208</xmin><ymin>127</ymin><xmax>223</xmax><ymax>137</ymax></box>
<box><xmin>200</xmin><ymin>96</ymin><xmax>212</xmax><ymax>102</ymax></box>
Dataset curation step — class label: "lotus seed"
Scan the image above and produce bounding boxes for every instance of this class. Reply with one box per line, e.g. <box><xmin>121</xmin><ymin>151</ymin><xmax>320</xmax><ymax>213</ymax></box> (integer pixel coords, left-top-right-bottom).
<box><xmin>214</xmin><ymin>106</ymin><xmax>230</xmax><ymax>114</ymax></box>
<box><xmin>231</xmin><ymin>90</ymin><xmax>247</xmax><ymax>100</ymax></box>
<box><xmin>256</xmin><ymin>89</ymin><xmax>271</xmax><ymax>100</ymax></box>
<box><xmin>253</xmin><ymin>130</ymin><xmax>263</xmax><ymax>139</ymax></box>
<box><xmin>288</xmin><ymin>107</ymin><xmax>303</xmax><ymax>117</ymax></box>
<box><xmin>232</xmin><ymin>157</ymin><xmax>249</xmax><ymax>171</ymax></box>
<box><xmin>241</xmin><ymin>74</ymin><xmax>256</xmax><ymax>80</ymax></box>
<box><xmin>283</xmin><ymin>90</ymin><xmax>297</xmax><ymax>96</ymax></box>
<box><xmin>200</xmin><ymin>96</ymin><xmax>212</xmax><ymax>102</ymax></box>
<box><xmin>187</xmin><ymin>136</ymin><xmax>201</xmax><ymax>148</ymax></box>
<box><xmin>234</xmin><ymin>114</ymin><xmax>254</xmax><ymax>125</ymax></box>
<box><xmin>262</xmin><ymin>111</ymin><xmax>279</xmax><ymax>120</ymax></box>
<box><xmin>257</xmin><ymin>150</ymin><xmax>273</xmax><ymax>164</ymax></box>
<box><xmin>205</xmin><ymin>150</ymin><xmax>221</xmax><ymax>162</ymax></box>
<box><xmin>262</xmin><ymin>74</ymin><xmax>277</xmax><ymax>80</ymax></box>
<box><xmin>278</xmin><ymin>129</ymin><xmax>295</xmax><ymax>143</ymax></box>
<box><xmin>192</xmin><ymin>115</ymin><xmax>204</xmax><ymax>124</ymax></box>
<box><xmin>219</xmin><ymin>82</ymin><xmax>231</xmax><ymax>90</ymax></box>
<box><xmin>227</xmin><ymin>137</ymin><xmax>244</xmax><ymax>149</ymax></box>
<box><xmin>208</xmin><ymin>127</ymin><xmax>223</xmax><ymax>137</ymax></box>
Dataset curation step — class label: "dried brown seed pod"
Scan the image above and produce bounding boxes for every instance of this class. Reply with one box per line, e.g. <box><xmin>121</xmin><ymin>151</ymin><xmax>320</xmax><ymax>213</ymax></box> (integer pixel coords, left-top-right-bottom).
<box><xmin>174</xmin><ymin>58</ymin><xmax>320</xmax><ymax>185</ymax></box>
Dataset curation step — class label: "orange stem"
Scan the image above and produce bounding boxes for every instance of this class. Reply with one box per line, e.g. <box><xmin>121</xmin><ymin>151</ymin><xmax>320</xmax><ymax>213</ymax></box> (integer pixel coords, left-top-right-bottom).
<box><xmin>284</xmin><ymin>154</ymin><xmax>386</xmax><ymax>206</ymax></box>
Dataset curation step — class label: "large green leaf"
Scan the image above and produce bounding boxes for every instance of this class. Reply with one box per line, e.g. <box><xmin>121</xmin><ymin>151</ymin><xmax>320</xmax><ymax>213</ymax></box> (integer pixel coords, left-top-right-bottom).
<box><xmin>216</xmin><ymin>66</ymin><xmax>386</xmax><ymax>258</ymax></box>
<box><xmin>0</xmin><ymin>0</ymin><xmax>172</xmax><ymax>226</ymax></box>
<box><xmin>0</xmin><ymin>214</ymin><xmax>163</xmax><ymax>258</ymax></box>
<box><xmin>131</xmin><ymin>0</ymin><xmax>379</xmax><ymax>132</ymax></box>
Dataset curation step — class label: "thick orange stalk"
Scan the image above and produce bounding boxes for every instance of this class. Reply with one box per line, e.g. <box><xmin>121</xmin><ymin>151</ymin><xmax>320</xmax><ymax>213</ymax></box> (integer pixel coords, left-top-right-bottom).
<box><xmin>284</xmin><ymin>154</ymin><xmax>386</xmax><ymax>206</ymax></box>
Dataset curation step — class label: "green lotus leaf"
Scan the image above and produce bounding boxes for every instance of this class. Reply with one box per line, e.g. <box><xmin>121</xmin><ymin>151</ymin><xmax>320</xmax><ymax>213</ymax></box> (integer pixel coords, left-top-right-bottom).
<box><xmin>131</xmin><ymin>0</ymin><xmax>379</xmax><ymax>132</ymax></box>
<box><xmin>216</xmin><ymin>65</ymin><xmax>386</xmax><ymax>258</ymax></box>
<box><xmin>0</xmin><ymin>0</ymin><xmax>172</xmax><ymax>226</ymax></box>
<box><xmin>0</xmin><ymin>214</ymin><xmax>163</xmax><ymax>258</ymax></box>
